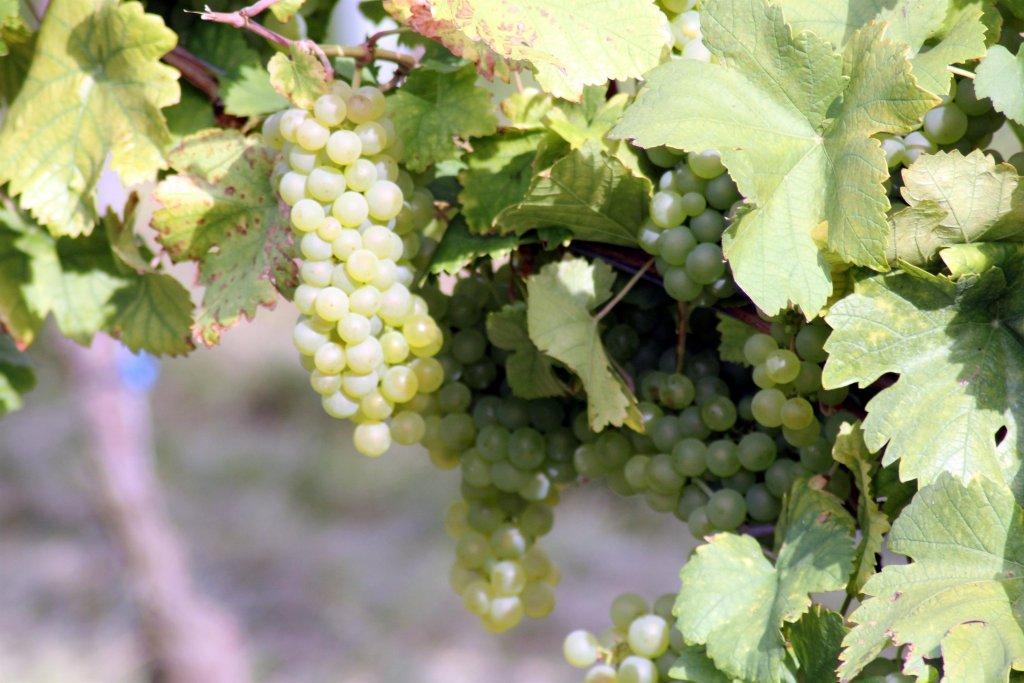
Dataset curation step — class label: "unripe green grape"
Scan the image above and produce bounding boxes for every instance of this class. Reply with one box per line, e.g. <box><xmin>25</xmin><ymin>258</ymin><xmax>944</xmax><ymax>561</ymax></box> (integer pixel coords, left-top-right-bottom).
<box><xmin>765</xmin><ymin>459</ymin><xmax>803</xmax><ymax>497</ymax></box>
<box><xmin>508</xmin><ymin>427</ymin><xmax>546</xmax><ymax>469</ymax></box>
<box><xmin>818</xmin><ymin>385</ymin><xmax>849</xmax><ymax>407</ymax></box>
<box><xmin>780</xmin><ymin>397</ymin><xmax>815</xmax><ymax>430</ymax></box>
<box><xmin>689</xmin><ymin>149</ymin><xmax>726</xmax><ymax>179</ymax></box>
<box><xmin>923</xmin><ymin>104</ymin><xmax>968</xmax><ymax>145</ymax></box>
<box><xmin>449</xmin><ymin>563</ymin><xmax>477</xmax><ymax>593</ymax></box>
<box><xmin>737</xmin><ymin>431</ymin><xmax>777</xmax><ymax>471</ymax></box>
<box><xmin>705</xmin><ymin>439</ymin><xmax>741</xmax><ymax>477</ymax></box>
<box><xmin>903</xmin><ymin>131</ymin><xmax>937</xmax><ymax>164</ymax></box>
<box><xmin>522</xmin><ymin>581</ymin><xmax>555</xmax><ymax>618</ymax></box>
<box><xmin>455</xmin><ymin>530</ymin><xmax>489</xmax><ymax>568</ymax></box>
<box><xmin>751</xmin><ymin>364</ymin><xmax>775</xmax><ymax>389</ymax></box>
<box><xmin>347</xmin><ymin>86</ymin><xmax>387</xmax><ymax>123</ymax></box>
<box><xmin>663</xmin><ymin>267</ymin><xmax>702</xmax><ymax>301</ymax></box>
<box><xmin>521</xmin><ymin>503</ymin><xmax>554</xmax><ymax>536</ymax></box>
<box><xmin>751</xmin><ymin>388</ymin><xmax>786</xmax><ymax>427</ymax></box>
<box><xmin>676</xmin><ymin>485</ymin><xmax>709</xmax><ymax>522</ymax></box>
<box><xmin>439</xmin><ymin>412</ymin><xmax>476</xmax><ymax>451</ymax></box>
<box><xmin>624</xmin><ymin>455</ymin><xmax>651</xmax><ymax>491</ymax></box>
<box><xmin>461</xmin><ymin>580</ymin><xmax>491</xmax><ymax>616</ymax></box>
<box><xmin>522</xmin><ymin>545</ymin><xmax>553</xmax><ymax>581</ymax></box>
<box><xmin>954</xmin><ymin>78</ymin><xmax>991</xmax><ymax>116</ymax></box>
<box><xmin>672</xmin><ymin>438</ymin><xmax>707</xmax><ymax>476</ymax></box>
<box><xmin>763</xmin><ymin>349</ymin><xmax>801</xmax><ymax>384</ymax></box>
<box><xmin>411</xmin><ymin>357</ymin><xmax>445</xmax><ymax>393</ymax></box>
<box><xmin>322</xmin><ymin>390</ymin><xmax>358</xmax><ymax>419</ymax></box>
<box><xmin>743</xmin><ymin>333</ymin><xmax>778</xmax><ymax>365</ymax></box>
<box><xmin>677</xmin><ymin>405</ymin><xmax>711</xmax><ymax>439</ymax></box>
<box><xmin>332</xmin><ymin>191</ymin><xmax>370</xmax><ymax>227</ymax></box>
<box><xmin>390</xmin><ymin>410</ymin><xmax>425</xmax><ymax>444</ymax></box>
<box><xmin>704</xmin><ymin>173</ymin><xmax>741</xmax><ymax>210</ymax></box>
<box><xmin>799</xmin><ymin>437</ymin><xmax>833</xmax><ymax>474</ymax></box>
<box><xmin>680</xmin><ymin>190</ymin><xmax>707</xmax><ymax>217</ymax></box>
<box><xmin>694</xmin><ymin>375</ymin><xmax>729</xmax><ymax>405</ymax></box>
<box><xmin>646</xmin><ymin>146</ymin><xmax>682</xmax><ymax>168</ymax></box>
<box><xmin>707</xmin><ymin>488</ymin><xmax>746</xmax><ymax>530</ymax></box>
<box><xmin>628</xmin><ymin>614</ymin><xmax>670</xmax><ymax>658</ymax></box>
<box><xmin>583</xmin><ymin>664</ymin><xmax>617</xmax><ymax>683</ymax></box>
<box><xmin>661</xmin><ymin>373</ymin><xmax>695</xmax><ymax>409</ymax></box>
<box><xmin>355</xmin><ymin>121</ymin><xmax>389</xmax><ymax>155</ymax></box>
<box><xmin>690</xmin><ymin>208</ymin><xmax>725</xmax><ymax>242</ymax></box>
<box><xmin>487</xmin><ymin>596</ymin><xmax>524</xmax><ymax>633</ymax></box>
<box><xmin>611</xmin><ymin>593</ymin><xmax>649</xmax><ymax>631</ymax></box>
<box><xmin>638</xmin><ymin>223</ymin><xmax>662</xmax><ymax>254</ymax></box>
<box><xmin>792</xmin><ymin>361</ymin><xmax>823</xmax><ymax>395</ymax></box>
<box><xmin>279</xmin><ymin>171</ymin><xmax>307</xmax><ymax>205</ymax></box>
<box><xmin>360</xmin><ymin>391</ymin><xmax>393</xmax><ymax>421</ymax></box>
<box><xmin>651</xmin><ymin>190</ymin><xmax>686</xmax><ymax>228</ymax></box>
<box><xmin>490</xmin><ymin>560</ymin><xmax>526</xmax><ymax>596</ymax></box>
<box><xmin>295</xmin><ymin>118</ymin><xmax>329</xmax><ymax>151</ymax></box>
<box><xmin>326</xmin><ymin>129</ymin><xmax>362</xmax><ymax>164</ymax></box>
<box><xmin>783</xmin><ymin>418</ymin><xmax>821</xmax><ymax>447</ymax></box>
<box><xmin>795</xmin><ymin>322</ymin><xmax>830</xmax><ymax>363</ymax></box>
<box><xmin>657</xmin><ymin>226</ymin><xmax>697</xmax><ymax>265</ymax></box>
<box><xmin>701</xmin><ymin>395</ymin><xmax>737</xmax><ymax>432</ymax></box>
<box><xmin>683</xmin><ymin>38</ymin><xmax>712</xmax><ymax>61</ymax></box>
<box><xmin>746</xmin><ymin>483</ymin><xmax>782</xmax><ymax>522</ymax></box>
<box><xmin>647</xmin><ymin>453</ymin><xmax>684</xmax><ymax>494</ymax></box>
<box><xmin>438</xmin><ymin>382</ymin><xmax>472</xmax><ymax>414</ymax></box>
<box><xmin>880</xmin><ymin>135</ymin><xmax>906</xmax><ymax>168</ymax></box>
<box><xmin>685</xmin><ymin>242</ymin><xmax>725</xmax><ymax>284</ymax></box>
<box><xmin>688</xmin><ymin>505</ymin><xmax>714</xmax><ymax>536</ymax></box>
<box><xmin>490</xmin><ymin>524</ymin><xmax>527</xmax><ymax>559</ymax></box>
<box><xmin>352</xmin><ymin>421</ymin><xmax>390</xmax><ymax>456</ymax></box>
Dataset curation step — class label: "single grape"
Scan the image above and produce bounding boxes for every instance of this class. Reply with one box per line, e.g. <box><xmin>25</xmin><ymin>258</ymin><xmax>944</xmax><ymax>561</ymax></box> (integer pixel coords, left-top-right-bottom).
<box><xmin>923</xmin><ymin>104</ymin><xmax>968</xmax><ymax>145</ymax></box>
<box><xmin>707</xmin><ymin>488</ymin><xmax>746</xmax><ymax>530</ymax></box>
<box><xmin>704</xmin><ymin>173</ymin><xmax>741</xmax><ymax>210</ymax></box>
<box><xmin>737</xmin><ymin>431</ymin><xmax>777</xmax><ymax>471</ymax></box>
<box><xmin>765</xmin><ymin>459</ymin><xmax>803</xmax><ymax>498</ymax></box>
<box><xmin>672</xmin><ymin>438</ymin><xmax>707</xmax><ymax>477</ymax></box>
<box><xmin>663</xmin><ymin>267</ymin><xmax>702</xmax><ymax>301</ymax></box>
<box><xmin>627</xmin><ymin>614</ymin><xmax>670</xmax><ymax>658</ymax></box>
<box><xmin>688</xmin><ymin>506</ymin><xmax>714</xmax><ymax>537</ymax></box>
<box><xmin>675</xmin><ymin>486</ymin><xmax>709</xmax><ymax>522</ymax></box>
<box><xmin>690</xmin><ymin>208</ymin><xmax>725</xmax><ymax>242</ymax></box>
<box><xmin>657</xmin><ymin>227</ymin><xmax>697</xmax><ymax>266</ymax></box>
<box><xmin>751</xmin><ymin>388</ymin><xmax>786</xmax><ymax>428</ymax></box>
<box><xmin>701</xmin><ymin>395</ymin><xmax>737</xmax><ymax>432</ymax></box>
<box><xmin>611</xmin><ymin>593</ymin><xmax>649</xmax><ymax>631</ymax></box>
<box><xmin>353</xmin><ymin>422</ymin><xmax>390</xmax><ymax>457</ymax></box>
<box><xmin>685</xmin><ymin>243</ymin><xmax>725</xmax><ymax>285</ymax></box>
<box><xmin>780</xmin><ymin>397</ymin><xmax>815</xmax><ymax>430</ymax></box>
<box><xmin>705</xmin><ymin>439</ymin><xmax>741</xmax><ymax>477</ymax></box>
<box><xmin>651</xmin><ymin>190</ymin><xmax>686</xmax><ymax>228</ymax></box>
<box><xmin>743</xmin><ymin>333</ymin><xmax>778</xmax><ymax>365</ymax></box>
<box><xmin>746</xmin><ymin>483</ymin><xmax>782</xmax><ymax>522</ymax></box>
<box><xmin>688</xmin><ymin>149</ymin><xmax>726</xmax><ymax>179</ymax></box>
<box><xmin>763</xmin><ymin>349</ymin><xmax>801</xmax><ymax>384</ymax></box>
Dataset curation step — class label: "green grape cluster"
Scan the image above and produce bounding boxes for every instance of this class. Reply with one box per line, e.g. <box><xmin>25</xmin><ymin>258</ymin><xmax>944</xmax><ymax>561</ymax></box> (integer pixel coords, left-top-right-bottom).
<box><xmin>661</xmin><ymin>0</ymin><xmax>711</xmax><ymax>62</ymax></box>
<box><xmin>563</xmin><ymin>592</ymin><xmax>682</xmax><ymax>682</ymax></box>
<box><xmin>637</xmin><ymin>149</ymin><xmax>742</xmax><ymax>305</ymax></box>
<box><xmin>263</xmin><ymin>82</ymin><xmax>445</xmax><ymax>457</ymax></box>
<box><xmin>880</xmin><ymin>76</ymin><xmax>1007</xmax><ymax>169</ymax></box>
<box><xmin>413</xmin><ymin>271</ymin><xmax>577</xmax><ymax>632</ymax></box>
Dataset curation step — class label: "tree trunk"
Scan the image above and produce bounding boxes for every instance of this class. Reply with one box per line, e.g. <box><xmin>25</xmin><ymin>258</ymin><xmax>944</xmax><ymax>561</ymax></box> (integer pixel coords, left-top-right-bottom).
<box><xmin>67</xmin><ymin>335</ymin><xmax>250</xmax><ymax>683</ymax></box>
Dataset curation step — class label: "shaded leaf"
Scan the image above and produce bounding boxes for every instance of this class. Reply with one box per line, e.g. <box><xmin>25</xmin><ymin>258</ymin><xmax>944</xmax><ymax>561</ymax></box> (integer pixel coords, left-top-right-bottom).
<box><xmin>429</xmin><ymin>215</ymin><xmax>520</xmax><ymax>274</ymax></box>
<box><xmin>223</xmin><ymin>62</ymin><xmax>290</xmax><ymax>117</ymax></box>
<box><xmin>716</xmin><ymin>312</ymin><xmax>759</xmax><ymax>365</ymax></box>
<box><xmin>459</xmin><ymin>129</ymin><xmax>544</xmax><ymax>233</ymax></box>
<box><xmin>0</xmin><ymin>332</ymin><xmax>34</xmax><ymax>416</ymax></box>
<box><xmin>108</xmin><ymin>273</ymin><xmax>194</xmax><ymax>356</ymax></box>
<box><xmin>486</xmin><ymin>302</ymin><xmax>565</xmax><ymax>399</ymax></box>
<box><xmin>786</xmin><ymin>605</ymin><xmax>847</xmax><ymax>682</ymax></box>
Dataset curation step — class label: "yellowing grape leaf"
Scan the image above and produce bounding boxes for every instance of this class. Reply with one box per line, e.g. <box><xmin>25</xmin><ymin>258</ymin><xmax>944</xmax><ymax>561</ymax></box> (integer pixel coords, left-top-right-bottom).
<box><xmin>496</xmin><ymin>142</ymin><xmax>648</xmax><ymax>247</ymax></box>
<box><xmin>0</xmin><ymin>0</ymin><xmax>32</xmax><ymax>56</ymax></box>
<box><xmin>831</xmin><ymin>421</ymin><xmax>889</xmax><ymax>596</ymax></box>
<box><xmin>267</xmin><ymin>47</ymin><xmax>328</xmax><ymax>109</ymax></box>
<box><xmin>153</xmin><ymin>130</ymin><xmax>296</xmax><ymax>346</ymax></box>
<box><xmin>486</xmin><ymin>302</ymin><xmax>566</xmax><ymax>399</ymax></box>
<box><xmin>387</xmin><ymin>0</ymin><xmax>669</xmax><ymax>100</ymax></box>
<box><xmin>976</xmin><ymin>44</ymin><xmax>1024</xmax><ymax>125</ymax></box>
<box><xmin>675</xmin><ymin>484</ymin><xmax>855</xmax><ymax>682</ymax></box>
<box><xmin>614</xmin><ymin>0</ymin><xmax>937</xmax><ymax>316</ymax></box>
<box><xmin>387</xmin><ymin>62</ymin><xmax>498</xmax><ymax>172</ymax></box>
<box><xmin>526</xmin><ymin>257</ymin><xmax>642</xmax><ymax>431</ymax></box>
<box><xmin>839</xmin><ymin>475</ymin><xmax>1024</xmax><ymax>681</ymax></box>
<box><xmin>269</xmin><ymin>0</ymin><xmax>306</xmax><ymax>22</ymax></box>
<box><xmin>823</xmin><ymin>268</ymin><xmax>1024</xmax><ymax>487</ymax></box>
<box><xmin>0</xmin><ymin>0</ymin><xmax>179</xmax><ymax>237</ymax></box>
<box><xmin>778</xmin><ymin>0</ymin><xmax>989</xmax><ymax>95</ymax></box>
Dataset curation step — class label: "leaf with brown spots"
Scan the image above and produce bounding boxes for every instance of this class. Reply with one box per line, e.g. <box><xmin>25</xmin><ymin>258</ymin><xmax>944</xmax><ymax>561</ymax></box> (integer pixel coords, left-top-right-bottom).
<box><xmin>153</xmin><ymin>129</ymin><xmax>296</xmax><ymax>346</ymax></box>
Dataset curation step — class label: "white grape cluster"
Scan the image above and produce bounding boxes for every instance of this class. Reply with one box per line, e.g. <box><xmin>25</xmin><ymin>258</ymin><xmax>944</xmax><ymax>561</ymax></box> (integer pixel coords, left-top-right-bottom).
<box><xmin>662</xmin><ymin>0</ymin><xmax>711</xmax><ymax>62</ymax></box>
<box><xmin>263</xmin><ymin>82</ymin><xmax>444</xmax><ymax>457</ymax></box>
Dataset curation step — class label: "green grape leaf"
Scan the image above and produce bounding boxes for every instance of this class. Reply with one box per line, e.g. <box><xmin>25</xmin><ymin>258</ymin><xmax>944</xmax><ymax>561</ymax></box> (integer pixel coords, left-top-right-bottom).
<box><xmin>831</xmin><ymin>421</ymin><xmax>890</xmax><ymax>596</ymax></box>
<box><xmin>839</xmin><ymin>475</ymin><xmax>1024</xmax><ymax>681</ymax></box>
<box><xmin>501</xmin><ymin>88</ymin><xmax>554</xmax><ymax>130</ymax></box>
<box><xmin>429</xmin><ymin>215</ymin><xmax>520</xmax><ymax>274</ymax></box>
<box><xmin>458</xmin><ymin>129</ymin><xmax>545</xmax><ymax>233</ymax></box>
<box><xmin>675</xmin><ymin>484</ymin><xmax>855</xmax><ymax>682</ymax></box>
<box><xmin>0</xmin><ymin>333</ymin><xmax>34</xmax><ymax>416</ymax></box>
<box><xmin>223</xmin><ymin>63</ymin><xmax>290</xmax><ymax>117</ymax></box>
<box><xmin>0</xmin><ymin>212</ymin><xmax>41</xmax><ymax>345</ymax></box>
<box><xmin>496</xmin><ymin>142</ymin><xmax>648</xmax><ymax>246</ymax></box>
<box><xmin>669</xmin><ymin>645</ymin><xmax>733</xmax><ymax>683</ymax></box>
<box><xmin>387</xmin><ymin>62</ymin><xmax>498</xmax><ymax>172</ymax></box>
<box><xmin>778</xmin><ymin>0</ymin><xmax>988</xmax><ymax>96</ymax></box>
<box><xmin>526</xmin><ymin>257</ymin><xmax>643</xmax><ymax>431</ymax></box>
<box><xmin>486</xmin><ymin>302</ymin><xmax>566</xmax><ymax>399</ymax></box>
<box><xmin>715</xmin><ymin>312</ymin><xmax>760</xmax><ymax>365</ymax></box>
<box><xmin>269</xmin><ymin>0</ymin><xmax>306</xmax><ymax>21</ymax></box>
<box><xmin>393</xmin><ymin>0</ymin><xmax>668</xmax><ymax>101</ymax></box>
<box><xmin>0</xmin><ymin>0</ymin><xmax>179</xmax><ymax>237</ymax></box>
<box><xmin>941</xmin><ymin>622</ymin><xmax>1019</xmax><ymax>683</ymax></box>
<box><xmin>976</xmin><ymin>44</ymin><xmax>1024</xmax><ymax>125</ymax></box>
<box><xmin>0</xmin><ymin>0</ymin><xmax>32</xmax><ymax>57</ymax></box>
<box><xmin>824</xmin><ymin>269</ymin><xmax>1024</xmax><ymax>487</ymax></box>
<box><xmin>107</xmin><ymin>273</ymin><xmax>194</xmax><ymax>356</ymax></box>
<box><xmin>268</xmin><ymin>47</ymin><xmax>329</xmax><ymax>109</ymax></box>
<box><xmin>614</xmin><ymin>0</ymin><xmax>937</xmax><ymax>316</ymax></box>
<box><xmin>786</xmin><ymin>605</ymin><xmax>847</xmax><ymax>682</ymax></box>
<box><xmin>153</xmin><ymin>130</ymin><xmax>296</xmax><ymax>346</ymax></box>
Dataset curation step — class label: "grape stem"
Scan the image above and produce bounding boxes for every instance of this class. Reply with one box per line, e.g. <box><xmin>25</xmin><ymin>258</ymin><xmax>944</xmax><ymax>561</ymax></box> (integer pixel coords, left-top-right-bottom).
<box><xmin>675</xmin><ymin>301</ymin><xmax>690</xmax><ymax>373</ymax></box>
<box><xmin>947</xmin><ymin>65</ymin><xmax>975</xmax><ymax>80</ymax></box>
<box><xmin>692</xmin><ymin>478</ymin><xmax>714</xmax><ymax>498</ymax></box>
<box><xmin>594</xmin><ymin>258</ymin><xmax>655</xmax><ymax>321</ymax></box>
<box><xmin>717</xmin><ymin>305</ymin><xmax>771</xmax><ymax>334</ymax></box>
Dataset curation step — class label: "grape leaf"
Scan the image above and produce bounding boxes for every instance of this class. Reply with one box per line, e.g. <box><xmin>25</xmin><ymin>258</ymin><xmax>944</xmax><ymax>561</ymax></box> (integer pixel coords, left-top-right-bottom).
<box><xmin>823</xmin><ymin>268</ymin><xmax>1024</xmax><ymax>487</ymax></box>
<box><xmin>429</xmin><ymin>215</ymin><xmax>519</xmax><ymax>274</ymax></box>
<box><xmin>458</xmin><ymin>130</ymin><xmax>546</xmax><ymax>233</ymax></box>
<box><xmin>786</xmin><ymin>605</ymin><xmax>847</xmax><ymax>682</ymax></box>
<box><xmin>669</xmin><ymin>645</ymin><xmax>733</xmax><ymax>683</ymax></box>
<box><xmin>976</xmin><ymin>44</ymin><xmax>1024</xmax><ymax>125</ymax></box>
<box><xmin>501</xmin><ymin>88</ymin><xmax>554</xmax><ymax>130</ymax></box>
<box><xmin>675</xmin><ymin>484</ymin><xmax>855</xmax><ymax>682</ymax></box>
<box><xmin>152</xmin><ymin>130</ymin><xmax>296</xmax><ymax>346</ymax></box>
<box><xmin>778</xmin><ymin>0</ymin><xmax>988</xmax><ymax>96</ymax></box>
<box><xmin>716</xmin><ymin>312</ymin><xmax>759</xmax><ymax>365</ymax></box>
<box><xmin>831</xmin><ymin>421</ymin><xmax>889</xmax><ymax>596</ymax></box>
<box><xmin>0</xmin><ymin>332</ymin><xmax>33</xmax><ymax>416</ymax></box>
<box><xmin>613</xmin><ymin>0</ymin><xmax>937</xmax><ymax>316</ymax></box>
<box><xmin>269</xmin><ymin>0</ymin><xmax>306</xmax><ymax>22</ymax></box>
<box><xmin>941</xmin><ymin>622</ymin><xmax>1019</xmax><ymax>683</ymax></box>
<box><xmin>389</xmin><ymin>0</ymin><xmax>668</xmax><ymax>101</ymax></box>
<box><xmin>526</xmin><ymin>257</ymin><xmax>643</xmax><ymax>431</ymax></box>
<box><xmin>387</xmin><ymin>62</ymin><xmax>497</xmax><ymax>172</ymax></box>
<box><xmin>496</xmin><ymin>142</ymin><xmax>648</xmax><ymax>246</ymax></box>
<box><xmin>0</xmin><ymin>0</ymin><xmax>179</xmax><ymax>237</ymax></box>
<box><xmin>223</xmin><ymin>63</ymin><xmax>290</xmax><ymax>117</ymax></box>
<box><xmin>268</xmin><ymin>47</ymin><xmax>328</xmax><ymax>109</ymax></box>
<box><xmin>165</xmin><ymin>86</ymin><xmax>217</xmax><ymax>144</ymax></box>
<box><xmin>108</xmin><ymin>273</ymin><xmax>194</xmax><ymax>356</ymax></box>
<box><xmin>486</xmin><ymin>302</ymin><xmax>566</xmax><ymax>399</ymax></box>
<box><xmin>839</xmin><ymin>475</ymin><xmax>1024</xmax><ymax>680</ymax></box>
<box><xmin>0</xmin><ymin>0</ymin><xmax>31</xmax><ymax>56</ymax></box>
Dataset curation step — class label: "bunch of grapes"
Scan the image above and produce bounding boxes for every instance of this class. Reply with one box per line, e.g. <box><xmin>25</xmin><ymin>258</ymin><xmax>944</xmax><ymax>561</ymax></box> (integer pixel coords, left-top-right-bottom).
<box><xmin>562</xmin><ymin>592</ymin><xmax>681</xmax><ymax>682</ymax></box>
<box><xmin>263</xmin><ymin>82</ymin><xmax>445</xmax><ymax>457</ymax></box>
<box><xmin>660</xmin><ymin>0</ymin><xmax>711</xmax><ymax>62</ymax></box>
<box><xmin>413</xmin><ymin>270</ymin><xmax>577</xmax><ymax>632</ymax></box>
<box><xmin>637</xmin><ymin>149</ymin><xmax>741</xmax><ymax>306</ymax></box>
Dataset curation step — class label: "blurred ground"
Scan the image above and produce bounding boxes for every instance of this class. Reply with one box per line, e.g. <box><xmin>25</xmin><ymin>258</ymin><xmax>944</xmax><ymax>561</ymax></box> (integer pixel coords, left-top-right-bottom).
<box><xmin>0</xmin><ymin>305</ymin><xmax>696</xmax><ymax>683</ymax></box>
